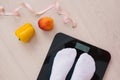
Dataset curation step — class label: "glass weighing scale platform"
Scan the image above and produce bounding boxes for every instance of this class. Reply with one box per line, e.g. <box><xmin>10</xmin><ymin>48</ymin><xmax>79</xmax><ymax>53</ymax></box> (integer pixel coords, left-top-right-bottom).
<box><xmin>37</xmin><ymin>33</ymin><xmax>111</xmax><ymax>80</ymax></box>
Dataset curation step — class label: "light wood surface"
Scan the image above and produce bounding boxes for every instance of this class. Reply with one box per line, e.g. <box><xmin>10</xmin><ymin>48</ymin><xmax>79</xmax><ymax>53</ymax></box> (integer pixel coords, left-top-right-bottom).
<box><xmin>0</xmin><ymin>0</ymin><xmax>120</xmax><ymax>80</ymax></box>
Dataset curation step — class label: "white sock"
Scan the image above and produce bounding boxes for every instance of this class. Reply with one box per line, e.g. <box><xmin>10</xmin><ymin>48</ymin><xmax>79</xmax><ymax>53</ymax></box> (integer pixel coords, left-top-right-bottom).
<box><xmin>71</xmin><ymin>53</ymin><xmax>96</xmax><ymax>80</ymax></box>
<box><xmin>50</xmin><ymin>48</ymin><xmax>77</xmax><ymax>80</ymax></box>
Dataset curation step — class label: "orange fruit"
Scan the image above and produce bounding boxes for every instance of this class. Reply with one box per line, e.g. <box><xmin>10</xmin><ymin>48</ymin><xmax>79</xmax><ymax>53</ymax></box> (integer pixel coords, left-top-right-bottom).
<box><xmin>38</xmin><ymin>17</ymin><xmax>54</xmax><ymax>31</ymax></box>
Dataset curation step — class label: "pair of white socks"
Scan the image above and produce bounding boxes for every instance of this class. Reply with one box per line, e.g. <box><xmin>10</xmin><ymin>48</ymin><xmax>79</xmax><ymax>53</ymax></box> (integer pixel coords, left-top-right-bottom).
<box><xmin>50</xmin><ymin>48</ymin><xmax>96</xmax><ymax>80</ymax></box>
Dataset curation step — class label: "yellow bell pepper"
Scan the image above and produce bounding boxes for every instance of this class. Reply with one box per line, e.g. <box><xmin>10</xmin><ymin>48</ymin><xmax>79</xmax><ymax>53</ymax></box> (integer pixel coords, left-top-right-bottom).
<box><xmin>15</xmin><ymin>23</ymin><xmax>35</xmax><ymax>43</ymax></box>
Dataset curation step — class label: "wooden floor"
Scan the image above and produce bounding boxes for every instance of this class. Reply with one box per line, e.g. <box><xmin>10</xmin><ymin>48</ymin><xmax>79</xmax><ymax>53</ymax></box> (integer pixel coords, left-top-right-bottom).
<box><xmin>0</xmin><ymin>0</ymin><xmax>120</xmax><ymax>80</ymax></box>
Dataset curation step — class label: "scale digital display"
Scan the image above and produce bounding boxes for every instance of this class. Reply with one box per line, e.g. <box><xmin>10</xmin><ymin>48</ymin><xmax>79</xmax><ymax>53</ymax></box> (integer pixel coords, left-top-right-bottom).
<box><xmin>75</xmin><ymin>42</ymin><xmax>90</xmax><ymax>53</ymax></box>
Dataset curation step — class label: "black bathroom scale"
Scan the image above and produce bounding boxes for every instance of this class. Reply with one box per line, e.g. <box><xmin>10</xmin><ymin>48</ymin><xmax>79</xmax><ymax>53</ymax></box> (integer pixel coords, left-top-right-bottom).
<box><xmin>37</xmin><ymin>33</ymin><xmax>111</xmax><ymax>80</ymax></box>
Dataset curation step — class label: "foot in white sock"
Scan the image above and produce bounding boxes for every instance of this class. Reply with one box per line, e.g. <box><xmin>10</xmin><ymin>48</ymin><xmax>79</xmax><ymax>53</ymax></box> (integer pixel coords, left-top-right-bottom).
<box><xmin>50</xmin><ymin>48</ymin><xmax>77</xmax><ymax>80</ymax></box>
<box><xmin>71</xmin><ymin>53</ymin><xmax>96</xmax><ymax>80</ymax></box>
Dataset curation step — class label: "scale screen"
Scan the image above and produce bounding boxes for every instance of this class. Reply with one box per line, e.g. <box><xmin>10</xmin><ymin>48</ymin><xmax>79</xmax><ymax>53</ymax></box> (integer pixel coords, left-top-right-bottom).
<box><xmin>75</xmin><ymin>42</ymin><xmax>90</xmax><ymax>53</ymax></box>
